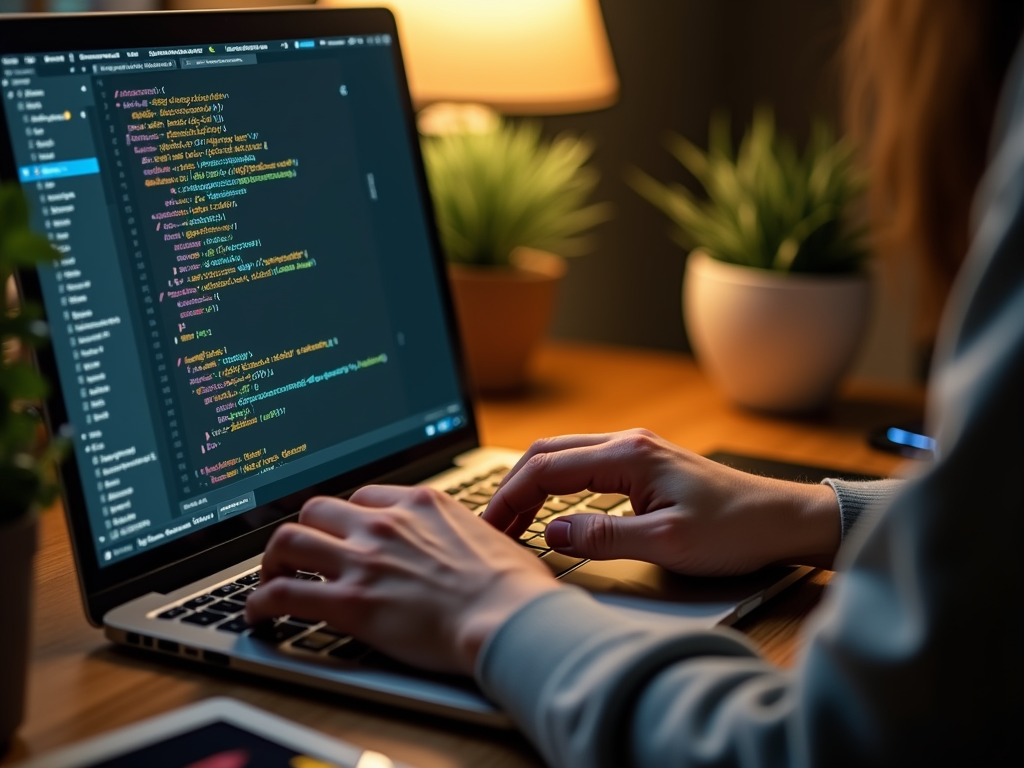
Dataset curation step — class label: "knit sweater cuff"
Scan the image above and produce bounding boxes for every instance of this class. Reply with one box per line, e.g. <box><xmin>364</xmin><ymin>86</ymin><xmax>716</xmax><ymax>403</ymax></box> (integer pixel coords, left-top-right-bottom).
<box><xmin>820</xmin><ymin>478</ymin><xmax>903</xmax><ymax>539</ymax></box>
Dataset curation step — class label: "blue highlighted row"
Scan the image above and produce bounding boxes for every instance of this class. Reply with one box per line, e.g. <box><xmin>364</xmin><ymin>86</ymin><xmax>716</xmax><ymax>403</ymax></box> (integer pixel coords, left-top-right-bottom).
<box><xmin>19</xmin><ymin>157</ymin><xmax>100</xmax><ymax>181</ymax></box>
<box><xmin>296</xmin><ymin>40</ymin><xmax>315</xmax><ymax>49</ymax></box>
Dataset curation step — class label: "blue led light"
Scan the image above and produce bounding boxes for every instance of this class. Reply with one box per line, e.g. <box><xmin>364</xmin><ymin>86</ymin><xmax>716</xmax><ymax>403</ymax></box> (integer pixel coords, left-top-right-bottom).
<box><xmin>886</xmin><ymin>427</ymin><xmax>936</xmax><ymax>451</ymax></box>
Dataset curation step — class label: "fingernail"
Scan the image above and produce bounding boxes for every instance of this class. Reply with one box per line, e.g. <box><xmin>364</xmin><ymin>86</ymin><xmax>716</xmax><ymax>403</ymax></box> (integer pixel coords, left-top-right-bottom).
<box><xmin>546</xmin><ymin>519</ymin><xmax>571</xmax><ymax>549</ymax></box>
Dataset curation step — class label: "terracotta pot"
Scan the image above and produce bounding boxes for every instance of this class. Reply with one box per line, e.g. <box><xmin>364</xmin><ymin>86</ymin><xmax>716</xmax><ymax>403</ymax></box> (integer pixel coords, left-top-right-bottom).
<box><xmin>684</xmin><ymin>250</ymin><xmax>871</xmax><ymax>413</ymax></box>
<box><xmin>0</xmin><ymin>513</ymin><xmax>38</xmax><ymax>757</ymax></box>
<box><xmin>447</xmin><ymin>248</ymin><xmax>566</xmax><ymax>394</ymax></box>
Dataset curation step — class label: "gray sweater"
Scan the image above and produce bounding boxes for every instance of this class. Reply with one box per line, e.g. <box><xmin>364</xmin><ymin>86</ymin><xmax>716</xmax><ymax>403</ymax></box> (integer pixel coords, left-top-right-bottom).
<box><xmin>476</xmin><ymin>45</ymin><xmax>1024</xmax><ymax>768</ymax></box>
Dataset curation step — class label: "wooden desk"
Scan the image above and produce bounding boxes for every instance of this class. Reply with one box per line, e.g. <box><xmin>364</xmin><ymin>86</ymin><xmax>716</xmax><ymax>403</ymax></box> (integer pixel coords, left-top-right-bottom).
<box><xmin>7</xmin><ymin>342</ymin><xmax>924</xmax><ymax>767</ymax></box>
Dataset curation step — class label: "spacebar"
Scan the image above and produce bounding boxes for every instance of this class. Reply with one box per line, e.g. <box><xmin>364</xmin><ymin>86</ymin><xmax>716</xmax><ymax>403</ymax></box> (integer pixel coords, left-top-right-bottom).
<box><xmin>540</xmin><ymin>551</ymin><xmax>587</xmax><ymax>576</ymax></box>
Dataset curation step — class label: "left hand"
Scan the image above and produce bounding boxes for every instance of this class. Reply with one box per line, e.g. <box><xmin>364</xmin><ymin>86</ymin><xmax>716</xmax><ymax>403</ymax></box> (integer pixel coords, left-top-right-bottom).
<box><xmin>245</xmin><ymin>486</ymin><xmax>561</xmax><ymax>675</ymax></box>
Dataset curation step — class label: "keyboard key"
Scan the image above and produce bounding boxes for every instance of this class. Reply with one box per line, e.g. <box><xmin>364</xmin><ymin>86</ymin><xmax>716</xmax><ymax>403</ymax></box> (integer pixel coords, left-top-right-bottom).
<box><xmin>249</xmin><ymin>620</ymin><xmax>307</xmax><ymax>644</ymax></box>
<box><xmin>328</xmin><ymin>638</ymin><xmax>370</xmax><ymax>660</ymax></box>
<box><xmin>182</xmin><ymin>594</ymin><xmax>217</xmax><ymax>610</ymax></box>
<box><xmin>206</xmin><ymin>600</ymin><xmax>242</xmax><ymax>615</ymax></box>
<box><xmin>217</xmin><ymin>617</ymin><xmax>251</xmax><ymax>634</ymax></box>
<box><xmin>286</xmin><ymin>616</ymin><xmax>321</xmax><ymax>626</ymax></box>
<box><xmin>527</xmin><ymin>521</ymin><xmax>548</xmax><ymax>534</ymax></box>
<box><xmin>209</xmin><ymin>583</ymin><xmax>244</xmax><ymax>598</ymax></box>
<box><xmin>586</xmin><ymin>494</ymin><xmax>628</xmax><ymax>511</ymax></box>
<box><xmin>461</xmin><ymin>493</ymin><xmax>492</xmax><ymax>506</ymax></box>
<box><xmin>557</xmin><ymin>493</ymin><xmax>591</xmax><ymax>505</ymax></box>
<box><xmin>156</xmin><ymin>606</ymin><xmax>190</xmax><ymax>620</ymax></box>
<box><xmin>540</xmin><ymin>551</ymin><xmax>587</xmax><ymax>576</ymax></box>
<box><xmin>542</xmin><ymin>500</ymin><xmax>571</xmax><ymax>513</ymax></box>
<box><xmin>180</xmin><ymin>610</ymin><xmax>225</xmax><ymax>627</ymax></box>
<box><xmin>293</xmin><ymin>630</ymin><xmax>346</xmax><ymax>652</ymax></box>
<box><xmin>293</xmin><ymin>571</ymin><xmax>324</xmax><ymax>581</ymax></box>
<box><xmin>226</xmin><ymin>587</ymin><xmax>255</xmax><ymax>605</ymax></box>
<box><xmin>235</xmin><ymin>572</ymin><xmax>261</xmax><ymax>586</ymax></box>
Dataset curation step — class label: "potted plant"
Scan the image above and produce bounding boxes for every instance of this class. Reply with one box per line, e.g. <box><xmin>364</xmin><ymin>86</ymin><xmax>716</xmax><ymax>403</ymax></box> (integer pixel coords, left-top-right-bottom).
<box><xmin>420</xmin><ymin>105</ymin><xmax>609</xmax><ymax>393</ymax></box>
<box><xmin>0</xmin><ymin>184</ymin><xmax>65</xmax><ymax>757</ymax></box>
<box><xmin>630</xmin><ymin>109</ymin><xmax>870</xmax><ymax>413</ymax></box>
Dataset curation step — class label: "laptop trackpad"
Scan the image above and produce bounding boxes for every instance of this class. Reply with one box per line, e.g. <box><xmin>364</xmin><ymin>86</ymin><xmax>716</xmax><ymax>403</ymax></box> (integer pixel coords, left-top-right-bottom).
<box><xmin>558</xmin><ymin>558</ymin><xmax>802</xmax><ymax>623</ymax></box>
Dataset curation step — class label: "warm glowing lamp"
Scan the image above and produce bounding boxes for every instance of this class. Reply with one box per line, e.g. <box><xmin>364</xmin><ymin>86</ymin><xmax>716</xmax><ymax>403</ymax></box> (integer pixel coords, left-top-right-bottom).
<box><xmin>317</xmin><ymin>0</ymin><xmax>619</xmax><ymax>114</ymax></box>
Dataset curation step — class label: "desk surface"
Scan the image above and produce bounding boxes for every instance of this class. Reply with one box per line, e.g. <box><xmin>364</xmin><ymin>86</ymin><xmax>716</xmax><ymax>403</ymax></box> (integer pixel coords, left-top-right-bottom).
<box><xmin>7</xmin><ymin>342</ymin><xmax>924</xmax><ymax>768</ymax></box>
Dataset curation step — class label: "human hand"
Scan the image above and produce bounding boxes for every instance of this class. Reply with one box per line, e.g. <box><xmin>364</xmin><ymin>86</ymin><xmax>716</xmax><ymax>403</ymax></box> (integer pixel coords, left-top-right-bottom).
<box><xmin>245</xmin><ymin>486</ymin><xmax>561</xmax><ymax>675</ymax></box>
<box><xmin>483</xmin><ymin>429</ymin><xmax>841</xmax><ymax>576</ymax></box>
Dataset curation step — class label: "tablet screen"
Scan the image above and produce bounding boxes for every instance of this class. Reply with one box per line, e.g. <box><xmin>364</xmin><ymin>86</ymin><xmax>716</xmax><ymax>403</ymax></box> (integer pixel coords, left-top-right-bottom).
<box><xmin>84</xmin><ymin>721</ymin><xmax>338</xmax><ymax>768</ymax></box>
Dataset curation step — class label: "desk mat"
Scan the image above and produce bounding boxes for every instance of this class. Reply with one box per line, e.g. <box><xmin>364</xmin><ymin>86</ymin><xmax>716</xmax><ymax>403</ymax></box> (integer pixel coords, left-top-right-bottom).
<box><xmin>705</xmin><ymin>451</ymin><xmax>884</xmax><ymax>483</ymax></box>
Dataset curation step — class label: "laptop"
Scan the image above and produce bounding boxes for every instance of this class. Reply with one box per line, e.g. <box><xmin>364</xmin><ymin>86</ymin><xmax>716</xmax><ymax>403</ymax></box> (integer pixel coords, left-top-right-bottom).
<box><xmin>0</xmin><ymin>7</ymin><xmax>812</xmax><ymax>728</ymax></box>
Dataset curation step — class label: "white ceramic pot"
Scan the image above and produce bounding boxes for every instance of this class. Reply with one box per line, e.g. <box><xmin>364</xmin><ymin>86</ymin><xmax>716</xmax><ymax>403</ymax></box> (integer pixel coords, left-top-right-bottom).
<box><xmin>0</xmin><ymin>513</ymin><xmax>38</xmax><ymax>756</ymax></box>
<box><xmin>684</xmin><ymin>250</ymin><xmax>870</xmax><ymax>413</ymax></box>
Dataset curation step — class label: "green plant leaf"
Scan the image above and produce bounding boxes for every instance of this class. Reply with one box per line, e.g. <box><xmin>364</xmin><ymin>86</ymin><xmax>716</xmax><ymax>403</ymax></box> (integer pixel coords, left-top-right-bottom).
<box><xmin>0</xmin><ymin>183</ymin><xmax>66</xmax><ymax>524</ymax></box>
<box><xmin>421</xmin><ymin>120</ymin><xmax>609</xmax><ymax>266</ymax></box>
<box><xmin>627</xmin><ymin>108</ymin><xmax>868</xmax><ymax>274</ymax></box>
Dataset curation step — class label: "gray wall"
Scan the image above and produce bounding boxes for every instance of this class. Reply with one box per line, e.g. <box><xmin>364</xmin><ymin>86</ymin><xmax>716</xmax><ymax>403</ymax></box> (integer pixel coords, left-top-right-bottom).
<box><xmin>534</xmin><ymin>0</ymin><xmax>849</xmax><ymax>353</ymax></box>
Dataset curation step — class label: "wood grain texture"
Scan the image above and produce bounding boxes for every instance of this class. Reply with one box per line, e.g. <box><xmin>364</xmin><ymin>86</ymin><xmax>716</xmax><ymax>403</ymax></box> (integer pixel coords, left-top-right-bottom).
<box><xmin>5</xmin><ymin>342</ymin><xmax>922</xmax><ymax>767</ymax></box>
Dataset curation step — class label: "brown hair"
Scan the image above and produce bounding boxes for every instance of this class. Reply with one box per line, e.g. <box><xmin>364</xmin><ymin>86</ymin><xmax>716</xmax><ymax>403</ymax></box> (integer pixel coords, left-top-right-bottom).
<box><xmin>844</xmin><ymin>0</ymin><xmax>1024</xmax><ymax>349</ymax></box>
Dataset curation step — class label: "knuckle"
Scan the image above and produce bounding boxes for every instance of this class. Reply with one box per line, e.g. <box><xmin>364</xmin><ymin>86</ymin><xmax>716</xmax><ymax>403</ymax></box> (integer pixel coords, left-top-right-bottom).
<box><xmin>271</xmin><ymin>522</ymin><xmax>303</xmax><ymax>549</ymax></box>
<box><xmin>298</xmin><ymin>497</ymin><xmax>333</xmax><ymax>524</ymax></box>
<box><xmin>365</xmin><ymin>513</ymin><xmax>403</xmax><ymax>539</ymax></box>
<box><xmin>576</xmin><ymin>515</ymin><xmax>613</xmax><ymax>554</ymax></box>
<box><xmin>621</xmin><ymin>431</ymin><xmax>658</xmax><ymax>455</ymax></box>
<box><xmin>408</xmin><ymin>486</ymin><xmax>442</xmax><ymax>507</ymax></box>
<box><xmin>524</xmin><ymin>451</ymin><xmax>554</xmax><ymax>475</ymax></box>
<box><xmin>529</xmin><ymin>436</ymin><xmax>558</xmax><ymax>454</ymax></box>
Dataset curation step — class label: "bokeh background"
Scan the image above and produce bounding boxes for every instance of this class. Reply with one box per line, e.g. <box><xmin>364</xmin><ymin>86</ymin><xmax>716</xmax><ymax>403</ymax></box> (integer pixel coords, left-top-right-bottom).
<box><xmin>1</xmin><ymin>0</ymin><xmax>922</xmax><ymax>384</ymax></box>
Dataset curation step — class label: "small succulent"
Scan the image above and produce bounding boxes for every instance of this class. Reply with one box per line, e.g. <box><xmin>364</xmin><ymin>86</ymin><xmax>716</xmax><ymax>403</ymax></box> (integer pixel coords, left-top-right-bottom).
<box><xmin>0</xmin><ymin>184</ymin><xmax>66</xmax><ymax>524</ymax></box>
<box><xmin>421</xmin><ymin>113</ymin><xmax>610</xmax><ymax>267</ymax></box>
<box><xmin>629</xmin><ymin>108</ymin><xmax>867</xmax><ymax>273</ymax></box>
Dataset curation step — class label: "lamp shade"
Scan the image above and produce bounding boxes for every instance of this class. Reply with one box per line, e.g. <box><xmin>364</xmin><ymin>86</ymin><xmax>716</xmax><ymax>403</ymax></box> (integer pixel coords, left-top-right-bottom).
<box><xmin>318</xmin><ymin>0</ymin><xmax>619</xmax><ymax>114</ymax></box>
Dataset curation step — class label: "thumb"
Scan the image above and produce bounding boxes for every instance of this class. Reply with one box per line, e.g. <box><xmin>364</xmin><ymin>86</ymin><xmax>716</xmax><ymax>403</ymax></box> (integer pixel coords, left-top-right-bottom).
<box><xmin>545</xmin><ymin>513</ymin><xmax>666</xmax><ymax>562</ymax></box>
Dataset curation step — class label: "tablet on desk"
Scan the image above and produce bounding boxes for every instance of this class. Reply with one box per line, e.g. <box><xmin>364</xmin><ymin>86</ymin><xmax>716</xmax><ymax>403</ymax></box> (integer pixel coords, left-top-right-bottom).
<box><xmin>14</xmin><ymin>698</ymin><xmax>404</xmax><ymax>768</ymax></box>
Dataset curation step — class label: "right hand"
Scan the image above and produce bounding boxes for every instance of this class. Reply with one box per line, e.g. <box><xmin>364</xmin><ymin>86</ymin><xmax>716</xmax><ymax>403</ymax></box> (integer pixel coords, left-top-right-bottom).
<box><xmin>483</xmin><ymin>429</ymin><xmax>841</xmax><ymax>576</ymax></box>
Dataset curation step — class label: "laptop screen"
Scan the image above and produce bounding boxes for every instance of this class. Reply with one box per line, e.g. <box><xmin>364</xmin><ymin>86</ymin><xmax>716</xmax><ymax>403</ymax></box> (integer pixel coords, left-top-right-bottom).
<box><xmin>1</xmin><ymin>14</ymin><xmax>471</xmax><ymax>573</ymax></box>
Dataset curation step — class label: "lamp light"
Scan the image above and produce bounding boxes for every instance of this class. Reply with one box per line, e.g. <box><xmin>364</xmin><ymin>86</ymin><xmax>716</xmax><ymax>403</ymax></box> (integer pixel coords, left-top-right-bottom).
<box><xmin>318</xmin><ymin>0</ymin><xmax>619</xmax><ymax>114</ymax></box>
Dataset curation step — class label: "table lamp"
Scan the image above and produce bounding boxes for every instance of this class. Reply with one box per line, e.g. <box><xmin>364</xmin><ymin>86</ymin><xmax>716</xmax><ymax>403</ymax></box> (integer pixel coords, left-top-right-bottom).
<box><xmin>317</xmin><ymin>0</ymin><xmax>619</xmax><ymax>115</ymax></box>
<box><xmin>319</xmin><ymin>0</ymin><xmax>618</xmax><ymax>393</ymax></box>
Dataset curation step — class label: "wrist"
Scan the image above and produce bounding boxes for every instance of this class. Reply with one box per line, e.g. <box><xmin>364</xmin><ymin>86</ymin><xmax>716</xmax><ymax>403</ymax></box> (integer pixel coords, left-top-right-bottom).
<box><xmin>739</xmin><ymin>476</ymin><xmax>842</xmax><ymax>569</ymax></box>
<box><xmin>782</xmin><ymin>481</ymin><xmax>843</xmax><ymax>568</ymax></box>
<box><xmin>455</xmin><ymin>577</ymin><xmax>562</xmax><ymax>676</ymax></box>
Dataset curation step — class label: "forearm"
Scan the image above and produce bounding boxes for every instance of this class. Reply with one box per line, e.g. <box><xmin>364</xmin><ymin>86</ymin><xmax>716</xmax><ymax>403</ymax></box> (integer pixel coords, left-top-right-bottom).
<box><xmin>477</xmin><ymin>588</ymin><xmax>767</xmax><ymax>768</ymax></box>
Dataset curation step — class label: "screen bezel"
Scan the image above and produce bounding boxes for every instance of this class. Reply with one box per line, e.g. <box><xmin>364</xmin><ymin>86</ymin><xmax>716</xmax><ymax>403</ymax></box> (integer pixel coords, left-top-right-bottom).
<box><xmin>0</xmin><ymin>7</ymin><xmax>480</xmax><ymax>625</ymax></box>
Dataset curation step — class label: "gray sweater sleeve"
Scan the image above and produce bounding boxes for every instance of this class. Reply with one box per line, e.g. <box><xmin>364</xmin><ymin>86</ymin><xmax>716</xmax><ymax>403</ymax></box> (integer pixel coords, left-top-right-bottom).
<box><xmin>820</xmin><ymin>478</ymin><xmax>904</xmax><ymax>539</ymax></box>
<box><xmin>476</xmin><ymin>43</ymin><xmax>1024</xmax><ymax>768</ymax></box>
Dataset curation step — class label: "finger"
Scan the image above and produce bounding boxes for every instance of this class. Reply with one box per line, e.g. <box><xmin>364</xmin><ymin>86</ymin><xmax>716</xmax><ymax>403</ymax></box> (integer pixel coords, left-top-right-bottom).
<box><xmin>245</xmin><ymin>577</ymin><xmax>336</xmax><ymax>626</ymax></box>
<box><xmin>497</xmin><ymin>433</ymin><xmax>619</xmax><ymax>490</ymax></box>
<box><xmin>484</xmin><ymin>441</ymin><xmax>639</xmax><ymax>535</ymax></box>
<box><xmin>349</xmin><ymin>484</ymin><xmax>422</xmax><ymax>508</ymax></box>
<box><xmin>259</xmin><ymin>523</ymin><xmax>348</xmax><ymax>582</ymax></box>
<box><xmin>298</xmin><ymin>496</ymin><xmax>357</xmax><ymax>538</ymax></box>
<box><xmin>544</xmin><ymin>511</ymin><xmax>675</xmax><ymax>563</ymax></box>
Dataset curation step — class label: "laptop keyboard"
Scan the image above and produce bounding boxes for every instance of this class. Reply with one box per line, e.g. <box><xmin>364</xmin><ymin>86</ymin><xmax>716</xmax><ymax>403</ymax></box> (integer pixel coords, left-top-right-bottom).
<box><xmin>152</xmin><ymin>466</ymin><xmax>633</xmax><ymax>661</ymax></box>
<box><xmin>445</xmin><ymin>466</ymin><xmax>634</xmax><ymax>555</ymax></box>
